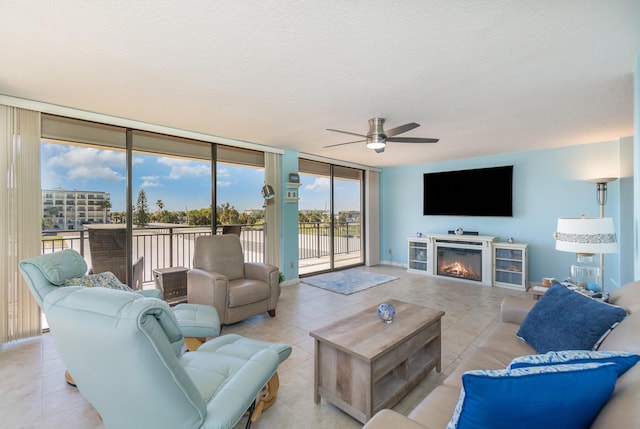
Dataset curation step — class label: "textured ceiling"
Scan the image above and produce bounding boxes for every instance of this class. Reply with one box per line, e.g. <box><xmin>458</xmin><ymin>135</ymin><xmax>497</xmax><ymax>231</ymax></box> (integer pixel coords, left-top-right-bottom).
<box><xmin>1</xmin><ymin>1</ymin><xmax>639</xmax><ymax>168</ymax></box>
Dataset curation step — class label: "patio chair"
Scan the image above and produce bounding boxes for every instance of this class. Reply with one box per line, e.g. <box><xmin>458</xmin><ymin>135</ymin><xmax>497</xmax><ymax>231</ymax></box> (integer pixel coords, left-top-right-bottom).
<box><xmin>222</xmin><ymin>224</ymin><xmax>242</xmax><ymax>236</ymax></box>
<box><xmin>87</xmin><ymin>227</ymin><xmax>144</xmax><ymax>290</ymax></box>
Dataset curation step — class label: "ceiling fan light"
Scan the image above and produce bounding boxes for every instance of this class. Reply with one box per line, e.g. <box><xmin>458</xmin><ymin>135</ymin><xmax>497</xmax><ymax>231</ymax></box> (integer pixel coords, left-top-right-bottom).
<box><xmin>366</xmin><ymin>135</ymin><xmax>386</xmax><ymax>149</ymax></box>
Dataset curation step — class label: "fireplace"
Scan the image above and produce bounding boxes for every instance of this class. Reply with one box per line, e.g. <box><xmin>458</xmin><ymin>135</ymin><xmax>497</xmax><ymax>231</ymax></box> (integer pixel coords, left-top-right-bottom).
<box><xmin>437</xmin><ymin>246</ymin><xmax>482</xmax><ymax>282</ymax></box>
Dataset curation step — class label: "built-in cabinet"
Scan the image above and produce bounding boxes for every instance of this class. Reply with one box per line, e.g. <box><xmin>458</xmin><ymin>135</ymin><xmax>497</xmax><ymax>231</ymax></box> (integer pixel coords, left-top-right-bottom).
<box><xmin>407</xmin><ymin>238</ymin><xmax>430</xmax><ymax>273</ymax></box>
<box><xmin>406</xmin><ymin>236</ymin><xmax>528</xmax><ymax>290</ymax></box>
<box><xmin>493</xmin><ymin>242</ymin><xmax>528</xmax><ymax>290</ymax></box>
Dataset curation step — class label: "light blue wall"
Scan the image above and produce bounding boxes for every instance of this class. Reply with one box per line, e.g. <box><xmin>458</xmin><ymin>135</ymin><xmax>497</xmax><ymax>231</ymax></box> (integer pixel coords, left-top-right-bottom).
<box><xmin>380</xmin><ymin>140</ymin><xmax>632</xmax><ymax>290</ymax></box>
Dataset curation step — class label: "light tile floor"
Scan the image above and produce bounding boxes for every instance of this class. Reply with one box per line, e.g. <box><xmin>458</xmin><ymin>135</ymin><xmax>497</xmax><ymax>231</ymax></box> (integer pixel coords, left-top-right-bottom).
<box><xmin>0</xmin><ymin>266</ymin><xmax>527</xmax><ymax>428</ymax></box>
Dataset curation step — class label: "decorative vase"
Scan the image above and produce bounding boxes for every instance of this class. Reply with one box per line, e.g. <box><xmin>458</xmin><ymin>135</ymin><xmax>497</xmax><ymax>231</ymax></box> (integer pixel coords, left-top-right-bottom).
<box><xmin>378</xmin><ymin>303</ymin><xmax>396</xmax><ymax>324</ymax></box>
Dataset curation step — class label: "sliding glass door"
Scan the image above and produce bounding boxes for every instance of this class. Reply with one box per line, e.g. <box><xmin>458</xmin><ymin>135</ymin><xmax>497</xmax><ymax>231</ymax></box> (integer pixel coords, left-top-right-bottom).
<box><xmin>298</xmin><ymin>159</ymin><xmax>364</xmax><ymax>275</ymax></box>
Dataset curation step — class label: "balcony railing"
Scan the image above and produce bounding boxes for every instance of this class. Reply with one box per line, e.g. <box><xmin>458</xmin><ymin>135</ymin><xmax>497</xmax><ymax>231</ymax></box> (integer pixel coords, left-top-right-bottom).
<box><xmin>40</xmin><ymin>221</ymin><xmax>362</xmax><ymax>283</ymax></box>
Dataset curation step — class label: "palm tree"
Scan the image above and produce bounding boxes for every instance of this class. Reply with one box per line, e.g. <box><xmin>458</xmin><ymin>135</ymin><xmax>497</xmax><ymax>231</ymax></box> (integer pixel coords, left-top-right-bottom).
<box><xmin>97</xmin><ymin>199</ymin><xmax>112</xmax><ymax>224</ymax></box>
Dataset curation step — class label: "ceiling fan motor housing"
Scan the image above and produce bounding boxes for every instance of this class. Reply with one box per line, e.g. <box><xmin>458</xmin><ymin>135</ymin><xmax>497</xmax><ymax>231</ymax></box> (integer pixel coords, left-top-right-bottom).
<box><xmin>366</xmin><ymin>118</ymin><xmax>387</xmax><ymax>149</ymax></box>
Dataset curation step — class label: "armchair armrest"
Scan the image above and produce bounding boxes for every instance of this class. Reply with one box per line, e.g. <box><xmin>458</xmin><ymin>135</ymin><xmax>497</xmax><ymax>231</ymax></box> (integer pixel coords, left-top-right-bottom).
<box><xmin>187</xmin><ymin>268</ymin><xmax>229</xmax><ymax>322</ymax></box>
<box><xmin>363</xmin><ymin>410</ymin><xmax>431</xmax><ymax>429</ymax></box>
<box><xmin>244</xmin><ymin>262</ymin><xmax>278</xmax><ymax>283</ymax></box>
<box><xmin>245</xmin><ymin>262</ymin><xmax>280</xmax><ymax>303</ymax></box>
<box><xmin>501</xmin><ymin>296</ymin><xmax>536</xmax><ymax>324</ymax></box>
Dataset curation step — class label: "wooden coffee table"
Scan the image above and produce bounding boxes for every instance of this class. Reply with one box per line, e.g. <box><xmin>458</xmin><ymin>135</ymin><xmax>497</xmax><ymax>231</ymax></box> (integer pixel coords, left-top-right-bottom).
<box><xmin>309</xmin><ymin>299</ymin><xmax>444</xmax><ymax>423</ymax></box>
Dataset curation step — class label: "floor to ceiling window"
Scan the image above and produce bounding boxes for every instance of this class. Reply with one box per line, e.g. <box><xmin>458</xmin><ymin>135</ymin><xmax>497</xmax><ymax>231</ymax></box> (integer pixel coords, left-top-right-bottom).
<box><xmin>40</xmin><ymin>114</ymin><xmax>269</xmax><ymax>293</ymax></box>
<box><xmin>298</xmin><ymin>159</ymin><xmax>364</xmax><ymax>275</ymax></box>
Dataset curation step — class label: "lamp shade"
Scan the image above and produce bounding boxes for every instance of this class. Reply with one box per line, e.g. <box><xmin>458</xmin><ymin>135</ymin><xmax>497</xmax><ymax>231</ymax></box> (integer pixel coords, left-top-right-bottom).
<box><xmin>261</xmin><ymin>184</ymin><xmax>275</xmax><ymax>200</ymax></box>
<box><xmin>554</xmin><ymin>217</ymin><xmax>617</xmax><ymax>254</ymax></box>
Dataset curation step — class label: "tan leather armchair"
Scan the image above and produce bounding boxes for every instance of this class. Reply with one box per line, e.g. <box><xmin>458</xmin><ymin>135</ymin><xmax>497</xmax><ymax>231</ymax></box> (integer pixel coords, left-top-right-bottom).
<box><xmin>187</xmin><ymin>234</ymin><xmax>280</xmax><ymax>325</ymax></box>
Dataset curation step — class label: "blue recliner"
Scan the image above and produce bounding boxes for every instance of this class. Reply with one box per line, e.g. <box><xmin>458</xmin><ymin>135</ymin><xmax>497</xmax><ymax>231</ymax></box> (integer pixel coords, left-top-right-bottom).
<box><xmin>19</xmin><ymin>249</ymin><xmax>291</xmax><ymax>429</ymax></box>
<box><xmin>45</xmin><ymin>286</ymin><xmax>282</xmax><ymax>429</ymax></box>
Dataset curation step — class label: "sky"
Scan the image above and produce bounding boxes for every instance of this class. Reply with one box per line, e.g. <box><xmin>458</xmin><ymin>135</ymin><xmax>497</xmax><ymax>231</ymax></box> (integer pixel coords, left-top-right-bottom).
<box><xmin>40</xmin><ymin>142</ymin><xmax>360</xmax><ymax>213</ymax></box>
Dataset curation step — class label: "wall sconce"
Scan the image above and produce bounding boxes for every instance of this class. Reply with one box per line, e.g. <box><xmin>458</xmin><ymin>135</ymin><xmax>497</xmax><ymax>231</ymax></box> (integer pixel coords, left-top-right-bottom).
<box><xmin>261</xmin><ymin>184</ymin><xmax>275</xmax><ymax>200</ymax></box>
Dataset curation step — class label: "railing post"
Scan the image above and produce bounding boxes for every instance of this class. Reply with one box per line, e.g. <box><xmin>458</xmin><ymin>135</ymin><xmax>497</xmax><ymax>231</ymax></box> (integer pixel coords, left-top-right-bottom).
<box><xmin>169</xmin><ymin>227</ymin><xmax>174</xmax><ymax>267</ymax></box>
<box><xmin>346</xmin><ymin>223</ymin><xmax>349</xmax><ymax>254</ymax></box>
<box><xmin>315</xmin><ymin>222</ymin><xmax>320</xmax><ymax>258</ymax></box>
<box><xmin>80</xmin><ymin>229</ymin><xmax>85</xmax><ymax>257</ymax></box>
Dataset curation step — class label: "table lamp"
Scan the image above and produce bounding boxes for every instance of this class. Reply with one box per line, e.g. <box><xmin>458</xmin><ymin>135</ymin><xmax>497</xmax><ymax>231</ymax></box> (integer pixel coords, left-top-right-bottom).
<box><xmin>553</xmin><ymin>217</ymin><xmax>617</xmax><ymax>291</ymax></box>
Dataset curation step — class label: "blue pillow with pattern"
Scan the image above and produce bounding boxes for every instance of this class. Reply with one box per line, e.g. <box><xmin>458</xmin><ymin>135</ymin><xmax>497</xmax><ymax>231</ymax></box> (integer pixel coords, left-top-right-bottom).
<box><xmin>517</xmin><ymin>283</ymin><xmax>627</xmax><ymax>352</ymax></box>
<box><xmin>509</xmin><ymin>350</ymin><xmax>640</xmax><ymax>377</ymax></box>
<box><xmin>446</xmin><ymin>362</ymin><xmax>618</xmax><ymax>429</ymax></box>
<box><xmin>64</xmin><ymin>272</ymin><xmax>133</xmax><ymax>292</ymax></box>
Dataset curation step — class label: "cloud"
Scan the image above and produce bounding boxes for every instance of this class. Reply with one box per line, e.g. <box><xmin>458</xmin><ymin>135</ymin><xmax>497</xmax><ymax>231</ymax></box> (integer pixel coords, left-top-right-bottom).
<box><xmin>217</xmin><ymin>166</ymin><xmax>231</xmax><ymax>178</ymax></box>
<box><xmin>304</xmin><ymin>177</ymin><xmax>330</xmax><ymax>192</ymax></box>
<box><xmin>158</xmin><ymin>158</ymin><xmax>209</xmax><ymax>179</ymax></box>
<box><xmin>141</xmin><ymin>175</ymin><xmax>161</xmax><ymax>187</ymax></box>
<box><xmin>47</xmin><ymin>145</ymin><xmax>127</xmax><ymax>183</ymax></box>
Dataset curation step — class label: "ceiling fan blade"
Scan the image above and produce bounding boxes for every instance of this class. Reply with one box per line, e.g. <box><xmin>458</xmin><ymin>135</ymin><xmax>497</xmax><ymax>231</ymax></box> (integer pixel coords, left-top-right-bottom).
<box><xmin>326</xmin><ymin>128</ymin><xmax>367</xmax><ymax>138</ymax></box>
<box><xmin>385</xmin><ymin>122</ymin><xmax>420</xmax><ymax>137</ymax></box>
<box><xmin>323</xmin><ymin>139</ymin><xmax>366</xmax><ymax>148</ymax></box>
<box><xmin>387</xmin><ymin>137</ymin><xmax>439</xmax><ymax>143</ymax></box>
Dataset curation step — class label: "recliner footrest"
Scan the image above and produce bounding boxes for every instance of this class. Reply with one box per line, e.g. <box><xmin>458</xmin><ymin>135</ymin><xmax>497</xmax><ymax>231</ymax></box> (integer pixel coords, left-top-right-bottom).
<box><xmin>173</xmin><ymin>303</ymin><xmax>221</xmax><ymax>339</ymax></box>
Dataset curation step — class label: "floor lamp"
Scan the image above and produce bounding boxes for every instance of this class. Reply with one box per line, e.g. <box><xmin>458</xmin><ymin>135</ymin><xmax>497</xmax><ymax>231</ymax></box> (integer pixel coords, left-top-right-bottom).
<box><xmin>587</xmin><ymin>177</ymin><xmax>618</xmax><ymax>288</ymax></box>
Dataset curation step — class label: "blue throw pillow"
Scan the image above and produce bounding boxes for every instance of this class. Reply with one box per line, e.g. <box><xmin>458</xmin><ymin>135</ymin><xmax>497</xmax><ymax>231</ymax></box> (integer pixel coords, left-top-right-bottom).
<box><xmin>509</xmin><ymin>350</ymin><xmax>640</xmax><ymax>377</ymax></box>
<box><xmin>446</xmin><ymin>362</ymin><xmax>618</xmax><ymax>429</ymax></box>
<box><xmin>517</xmin><ymin>283</ymin><xmax>627</xmax><ymax>353</ymax></box>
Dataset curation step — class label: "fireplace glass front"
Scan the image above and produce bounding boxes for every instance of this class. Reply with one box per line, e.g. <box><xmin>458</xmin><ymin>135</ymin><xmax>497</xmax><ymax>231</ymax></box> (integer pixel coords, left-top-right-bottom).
<box><xmin>436</xmin><ymin>246</ymin><xmax>482</xmax><ymax>282</ymax></box>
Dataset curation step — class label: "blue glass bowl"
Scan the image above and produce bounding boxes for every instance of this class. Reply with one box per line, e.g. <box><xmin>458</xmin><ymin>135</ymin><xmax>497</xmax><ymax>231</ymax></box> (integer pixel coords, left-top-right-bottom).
<box><xmin>378</xmin><ymin>303</ymin><xmax>396</xmax><ymax>324</ymax></box>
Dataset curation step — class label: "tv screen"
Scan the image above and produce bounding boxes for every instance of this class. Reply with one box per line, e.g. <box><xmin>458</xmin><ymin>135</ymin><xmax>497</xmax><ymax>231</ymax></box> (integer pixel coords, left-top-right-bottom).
<box><xmin>423</xmin><ymin>165</ymin><xmax>513</xmax><ymax>217</ymax></box>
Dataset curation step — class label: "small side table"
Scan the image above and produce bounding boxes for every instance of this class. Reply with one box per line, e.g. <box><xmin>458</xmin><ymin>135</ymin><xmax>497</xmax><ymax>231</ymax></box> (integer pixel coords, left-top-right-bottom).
<box><xmin>529</xmin><ymin>282</ymin><xmax>549</xmax><ymax>300</ymax></box>
<box><xmin>153</xmin><ymin>267</ymin><xmax>188</xmax><ymax>304</ymax></box>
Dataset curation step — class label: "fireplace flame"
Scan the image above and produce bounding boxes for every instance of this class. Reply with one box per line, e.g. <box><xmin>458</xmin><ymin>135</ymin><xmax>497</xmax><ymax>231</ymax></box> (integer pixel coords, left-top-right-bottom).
<box><xmin>438</xmin><ymin>261</ymin><xmax>480</xmax><ymax>281</ymax></box>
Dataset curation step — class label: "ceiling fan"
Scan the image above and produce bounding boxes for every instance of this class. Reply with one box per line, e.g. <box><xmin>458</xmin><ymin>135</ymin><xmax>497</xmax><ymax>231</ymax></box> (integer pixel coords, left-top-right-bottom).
<box><xmin>324</xmin><ymin>118</ymin><xmax>439</xmax><ymax>153</ymax></box>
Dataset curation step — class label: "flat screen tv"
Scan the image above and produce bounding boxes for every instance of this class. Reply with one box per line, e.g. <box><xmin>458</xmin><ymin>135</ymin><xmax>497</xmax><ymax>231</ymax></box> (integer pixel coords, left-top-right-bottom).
<box><xmin>423</xmin><ymin>165</ymin><xmax>513</xmax><ymax>217</ymax></box>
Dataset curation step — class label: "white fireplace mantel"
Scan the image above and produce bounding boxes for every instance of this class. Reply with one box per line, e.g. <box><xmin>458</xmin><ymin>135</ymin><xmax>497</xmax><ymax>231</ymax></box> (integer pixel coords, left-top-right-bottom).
<box><xmin>407</xmin><ymin>234</ymin><xmax>497</xmax><ymax>286</ymax></box>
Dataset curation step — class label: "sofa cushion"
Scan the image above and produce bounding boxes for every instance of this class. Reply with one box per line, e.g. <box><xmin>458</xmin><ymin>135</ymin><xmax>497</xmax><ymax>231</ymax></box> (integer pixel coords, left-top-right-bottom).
<box><xmin>446</xmin><ymin>363</ymin><xmax>618</xmax><ymax>429</ymax></box>
<box><xmin>517</xmin><ymin>283</ymin><xmax>627</xmax><ymax>353</ymax></box>
<box><xmin>407</xmin><ymin>384</ymin><xmax>461</xmax><ymax>429</ymax></box>
<box><xmin>508</xmin><ymin>350</ymin><xmax>640</xmax><ymax>377</ymax></box>
<box><xmin>227</xmin><ymin>279</ymin><xmax>270</xmax><ymax>308</ymax></box>
<box><xmin>598</xmin><ymin>311</ymin><xmax>640</xmax><ymax>354</ymax></box>
<box><xmin>608</xmin><ymin>280</ymin><xmax>640</xmax><ymax>313</ymax></box>
<box><xmin>444</xmin><ymin>346</ymin><xmax>519</xmax><ymax>389</ymax></box>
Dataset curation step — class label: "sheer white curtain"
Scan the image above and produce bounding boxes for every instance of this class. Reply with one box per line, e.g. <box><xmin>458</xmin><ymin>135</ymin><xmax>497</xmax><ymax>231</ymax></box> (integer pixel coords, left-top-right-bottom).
<box><xmin>264</xmin><ymin>152</ymin><xmax>281</xmax><ymax>267</ymax></box>
<box><xmin>0</xmin><ymin>105</ymin><xmax>42</xmax><ymax>342</ymax></box>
